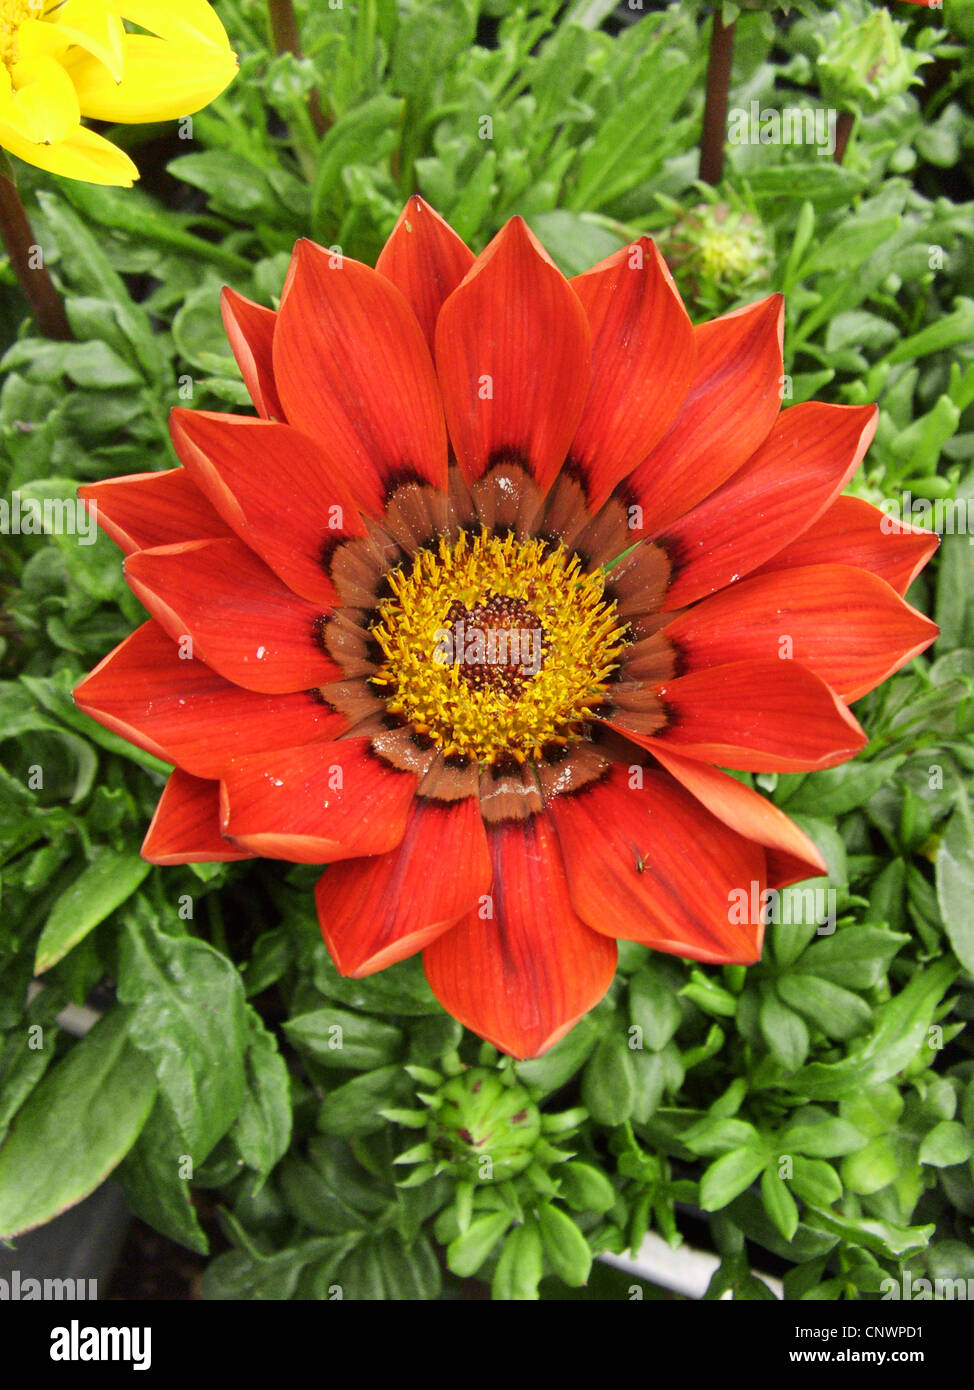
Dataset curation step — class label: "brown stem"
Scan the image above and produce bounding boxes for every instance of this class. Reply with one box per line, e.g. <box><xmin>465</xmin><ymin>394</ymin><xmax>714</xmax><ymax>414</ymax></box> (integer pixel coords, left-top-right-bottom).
<box><xmin>833</xmin><ymin>110</ymin><xmax>855</xmax><ymax>165</ymax></box>
<box><xmin>0</xmin><ymin>174</ymin><xmax>72</xmax><ymax>340</ymax></box>
<box><xmin>699</xmin><ymin>10</ymin><xmax>736</xmax><ymax>185</ymax></box>
<box><xmin>267</xmin><ymin>0</ymin><xmax>328</xmax><ymax>136</ymax></box>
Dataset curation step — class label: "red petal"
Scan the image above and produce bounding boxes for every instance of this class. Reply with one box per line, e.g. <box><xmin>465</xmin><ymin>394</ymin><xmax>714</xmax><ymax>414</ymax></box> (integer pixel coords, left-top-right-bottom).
<box><xmin>423</xmin><ymin>816</ymin><xmax>616</xmax><ymax>1058</ymax></box>
<box><xmin>648</xmin><ymin>745</ymin><xmax>826</xmax><ymax>889</ymax></box>
<box><xmin>549</xmin><ymin>766</ymin><xmax>765</xmax><ymax>963</ymax></box>
<box><xmin>170</xmin><ymin>409</ymin><xmax>366</xmax><ymax>607</ymax></box>
<box><xmin>568</xmin><ymin>238</ymin><xmax>695</xmax><ymax>509</ymax></box>
<box><xmin>74</xmin><ymin>620</ymin><xmax>343</xmax><ymax>778</ymax></box>
<box><xmin>750</xmin><ymin>494</ymin><xmax>939</xmax><ymax>597</ymax></box>
<box><xmin>272</xmin><ymin>240</ymin><xmax>448</xmax><ymax>505</ymax></box>
<box><xmin>625</xmin><ymin>294</ymin><xmax>785</xmax><ymax>537</ymax></box>
<box><xmin>220</xmin><ymin>737</ymin><xmax>415</xmax><ymax>863</ymax></box>
<box><xmin>664</xmin><ymin>563</ymin><xmax>938</xmax><ymax>702</ymax></box>
<box><xmin>434</xmin><ymin>217</ymin><xmax>591</xmax><ymax>492</ymax></box>
<box><xmin>220</xmin><ymin>287</ymin><xmax>284</xmax><ymax>421</ymax></box>
<box><xmin>79</xmin><ymin>470</ymin><xmax>234</xmax><ymax>555</ymax></box>
<box><xmin>661</xmin><ymin>403</ymin><xmax>879</xmax><ymax>609</ymax></box>
<box><xmin>142</xmin><ymin>769</ymin><xmax>253</xmax><ymax>864</ymax></box>
<box><xmin>625</xmin><ymin>658</ymin><xmax>866</xmax><ymax>772</ymax></box>
<box><xmin>315</xmin><ymin>796</ymin><xmax>490</xmax><ymax>976</ymax></box>
<box><xmin>375</xmin><ymin>196</ymin><xmax>475</xmax><ymax>354</ymax></box>
<box><xmin>124</xmin><ymin>538</ymin><xmax>339</xmax><ymax>695</ymax></box>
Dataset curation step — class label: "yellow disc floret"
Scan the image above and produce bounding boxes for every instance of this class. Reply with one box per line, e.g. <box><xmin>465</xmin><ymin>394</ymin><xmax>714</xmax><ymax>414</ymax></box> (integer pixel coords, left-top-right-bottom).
<box><xmin>1</xmin><ymin>0</ymin><xmax>33</xmax><ymax>69</ymax></box>
<box><xmin>370</xmin><ymin>530</ymin><xmax>629</xmax><ymax>764</ymax></box>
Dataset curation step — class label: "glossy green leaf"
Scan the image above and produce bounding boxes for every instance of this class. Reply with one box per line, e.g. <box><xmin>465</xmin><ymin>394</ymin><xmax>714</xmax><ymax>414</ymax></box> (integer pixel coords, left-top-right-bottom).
<box><xmin>0</xmin><ymin>1009</ymin><xmax>156</xmax><ymax>1240</ymax></box>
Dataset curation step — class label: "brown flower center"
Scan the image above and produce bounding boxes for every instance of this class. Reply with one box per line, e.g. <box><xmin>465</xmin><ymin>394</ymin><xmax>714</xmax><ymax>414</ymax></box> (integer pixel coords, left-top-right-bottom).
<box><xmin>443</xmin><ymin>593</ymin><xmax>548</xmax><ymax>698</ymax></box>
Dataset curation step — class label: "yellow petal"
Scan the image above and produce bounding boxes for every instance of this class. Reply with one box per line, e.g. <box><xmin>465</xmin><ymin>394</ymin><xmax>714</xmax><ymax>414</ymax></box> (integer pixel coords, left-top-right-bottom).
<box><xmin>69</xmin><ymin>34</ymin><xmax>237</xmax><ymax>123</ymax></box>
<box><xmin>15</xmin><ymin>18</ymin><xmax>72</xmax><ymax>64</ymax></box>
<box><xmin>0</xmin><ymin>121</ymin><xmax>138</xmax><ymax>185</ymax></box>
<box><xmin>113</xmin><ymin>0</ymin><xmax>233</xmax><ymax>52</ymax></box>
<box><xmin>4</xmin><ymin>56</ymin><xmax>81</xmax><ymax>146</ymax></box>
<box><xmin>46</xmin><ymin>0</ymin><xmax>127</xmax><ymax>84</ymax></box>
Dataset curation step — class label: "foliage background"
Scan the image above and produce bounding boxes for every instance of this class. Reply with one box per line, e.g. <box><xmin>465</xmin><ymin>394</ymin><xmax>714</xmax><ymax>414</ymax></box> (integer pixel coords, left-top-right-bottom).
<box><xmin>1</xmin><ymin>0</ymin><xmax>973</xmax><ymax>1300</ymax></box>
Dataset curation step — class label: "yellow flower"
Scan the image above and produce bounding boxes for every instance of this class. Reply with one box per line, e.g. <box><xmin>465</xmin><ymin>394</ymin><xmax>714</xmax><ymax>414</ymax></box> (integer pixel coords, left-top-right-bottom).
<box><xmin>0</xmin><ymin>0</ymin><xmax>238</xmax><ymax>186</ymax></box>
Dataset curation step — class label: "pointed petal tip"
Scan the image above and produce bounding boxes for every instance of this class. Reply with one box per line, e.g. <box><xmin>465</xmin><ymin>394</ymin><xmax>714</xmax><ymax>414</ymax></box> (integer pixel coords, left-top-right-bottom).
<box><xmin>479</xmin><ymin>213</ymin><xmax>560</xmax><ymax>275</ymax></box>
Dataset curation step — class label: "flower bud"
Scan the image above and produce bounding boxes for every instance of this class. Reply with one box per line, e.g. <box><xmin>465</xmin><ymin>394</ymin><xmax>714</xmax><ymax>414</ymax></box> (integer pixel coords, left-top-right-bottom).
<box><xmin>660</xmin><ymin>203</ymin><xmax>771</xmax><ymax>316</ymax></box>
<box><xmin>427</xmin><ymin>1069</ymin><xmax>542</xmax><ymax>1182</ymax></box>
<box><xmin>816</xmin><ymin>6</ymin><xmax>929</xmax><ymax>115</ymax></box>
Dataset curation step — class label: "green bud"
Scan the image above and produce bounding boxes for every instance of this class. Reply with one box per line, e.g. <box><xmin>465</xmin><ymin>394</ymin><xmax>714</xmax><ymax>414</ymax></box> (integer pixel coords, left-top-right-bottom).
<box><xmin>426</xmin><ymin>1068</ymin><xmax>542</xmax><ymax>1182</ymax></box>
<box><xmin>816</xmin><ymin>6</ymin><xmax>930</xmax><ymax>116</ymax></box>
<box><xmin>660</xmin><ymin>203</ymin><xmax>772</xmax><ymax>317</ymax></box>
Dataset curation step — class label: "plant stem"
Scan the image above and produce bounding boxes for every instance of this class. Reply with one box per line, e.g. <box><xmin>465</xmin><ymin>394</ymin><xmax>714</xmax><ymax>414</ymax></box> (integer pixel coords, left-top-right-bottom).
<box><xmin>833</xmin><ymin>110</ymin><xmax>855</xmax><ymax>165</ymax></box>
<box><xmin>699</xmin><ymin>9</ymin><xmax>736</xmax><ymax>185</ymax></box>
<box><xmin>0</xmin><ymin>173</ymin><xmax>72</xmax><ymax>340</ymax></box>
<box><xmin>267</xmin><ymin>0</ymin><xmax>328</xmax><ymax>137</ymax></box>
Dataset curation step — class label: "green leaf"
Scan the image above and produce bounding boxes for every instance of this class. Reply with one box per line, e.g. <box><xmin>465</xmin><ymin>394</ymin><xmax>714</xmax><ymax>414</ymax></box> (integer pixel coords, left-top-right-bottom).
<box><xmin>311</xmin><ymin>946</ymin><xmax>442</xmax><ymax>1015</ymax></box>
<box><xmin>34</xmin><ymin>848</ymin><xmax>151</xmax><ymax>973</ymax></box>
<box><xmin>683</xmin><ymin>1115</ymin><xmax>762</xmax><ymax>1158</ymax></box>
<box><xmin>231</xmin><ymin>1008</ymin><xmax>292</xmax><ymax>1186</ymax></box>
<box><xmin>202</xmin><ymin>1235</ymin><xmax>356</xmax><ymax>1301</ymax></box>
<box><xmin>630</xmin><ymin>1049</ymin><xmax>667</xmax><ymax>1124</ymax></box>
<box><xmin>527</xmin><ymin>210</ymin><xmax>626</xmax><ymax>278</ymax></box>
<box><xmin>700</xmin><ymin>1146</ymin><xmax>770</xmax><ymax>1212</ymax></box>
<box><xmin>935</xmin><ymin>791</ymin><xmax>974</xmax><ymax>974</ymax></box>
<box><xmin>581</xmin><ymin>1031</ymin><xmax>636</xmax><ymax>1126</ymax></box>
<box><xmin>802</xmin><ymin>216</ymin><xmax>901</xmax><ymax>277</ymax></box>
<box><xmin>841</xmin><ymin>1137</ymin><xmax>904</xmax><ymax>1195</ymax></box>
<box><xmin>278</xmin><ymin>1156</ymin><xmax>371</xmax><ymax>1236</ymax></box>
<box><xmin>371</xmin><ymin>1231</ymin><xmax>441</xmax><ymax>1300</ymax></box>
<box><xmin>557</xmin><ymin>1160</ymin><xmax>616</xmax><ymax>1214</ymax></box>
<box><xmin>779</xmin><ymin>1114</ymin><xmax>867</xmax><ymax>1159</ymax></box>
<box><xmin>884</xmin><ymin>297</ymin><xmax>974</xmax><ymax>366</ymax></box>
<box><xmin>515</xmin><ymin>1013</ymin><xmax>600</xmax><ymax>1093</ymax></box>
<box><xmin>538</xmin><ymin>1203</ymin><xmax>592</xmax><ymax>1287</ymax></box>
<box><xmin>118</xmin><ymin>1098</ymin><xmax>208</xmax><ymax>1254</ymax></box>
<box><xmin>0</xmin><ymin>1008</ymin><xmax>156</xmax><ymax>1239</ymax></box>
<box><xmin>789</xmin><ymin>958</ymin><xmax>957</xmax><ymax>1100</ymax></box>
<box><xmin>283</xmin><ymin>1006</ymin><xmax>402</xmax><ymax>1070</ymax></box>
<box><xmin>317</xmin><ymin>1066</ymin><xmax>411</xmax><ymax>1139</ymax></box>
<box><xmin>759</xmin><ymin>987</ymin><xmax>809</xmax><ymax>1071</ymax></box>
<box><xmin>795</xmin><ymin>927</ymin><xmax>908</xmax><ymax>990</ymax></box>
<box><xmin>311</xmin><ymin>95</ymin><xmax>402</xmax><ymax>221</ymax></box>
<box><xmin>117</xmin><ymin>917</ymin><xmax>247</xmax><ymax>1163</ymax></box>
<box><xmin>35</xmin><ymin>191</ymin><xmax>167</xmax><ymax>379</ymax></box>
<box><xmin>447</xmin><ymin>1209</ymin><xmax>511</xmax><ymax>1278</ymax></box>
<box><xmin>918</xmin><ymin>1120</ymin><xmax>973</xmax><ymax>1168</ymax></box>
<box><xmin>761</xmin><ymin>1166</ymin><xmax>799</xmax><ymax>1242</ymax></box>
<box><xmin>0</xmin><ymin>339</ymin><xmax>143</xmax><ymax>388</ymax></box>
<box><xmin>789</xmin><ymin>1157</ymin><xmax>843</xmax><ymax>1207</ymax></box>
<box><xmin>777</xmin><ymin>974</ymin><xmax>872</xmax><ymax>1040</ymax></box>
<box><xmin>803</xmin><ymin>1206</ymin><xmax>934</xmax><ymax>1258</ymax></box>
<box><xmin>571</xmin><ymin>51</ymin><xmax>697</xmax><ymax>210</ymax></box>
<box><xmin>629</xmin><ymin>966</ymin><xmax>683</xmax><ymax>1052</ymax></box>
<box><xmin>492</xmin><ymin>1219</ymin><xmax>544</xmax><ymax>1300</ymax></box>
<box><xmin>780</xmin><ymin>757</ymin><xmax>905</xmax><ymax>816</ymax></box>
<box><xmin>934</xmin><ymin>471</ymin><xmax>974</xmax><ymax>650</ymax></box>
<box><xmin>0</xmin><ymin>989</ymin><xmax>65</xmax><ymax>1141</ymax></box>
<box><xmin>167</xmin><ymin>152</ymin><xmax>282</xmax><ymax>218</ymax></box>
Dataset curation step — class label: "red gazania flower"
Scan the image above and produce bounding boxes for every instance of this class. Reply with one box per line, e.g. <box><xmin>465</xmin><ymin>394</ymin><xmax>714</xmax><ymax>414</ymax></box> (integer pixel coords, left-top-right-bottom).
<box><xmin>75</xmin><ymin>198</ymin><xmax>938</xmax><ymax>1058</ymax></box>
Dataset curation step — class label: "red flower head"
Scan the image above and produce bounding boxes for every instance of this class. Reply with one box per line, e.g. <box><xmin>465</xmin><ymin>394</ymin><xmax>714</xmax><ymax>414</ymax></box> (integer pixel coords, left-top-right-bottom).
<box><xmin>75</xmin><ymin>199</ymin><xmax>938</xmax><ymax>1058</ymax></box>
